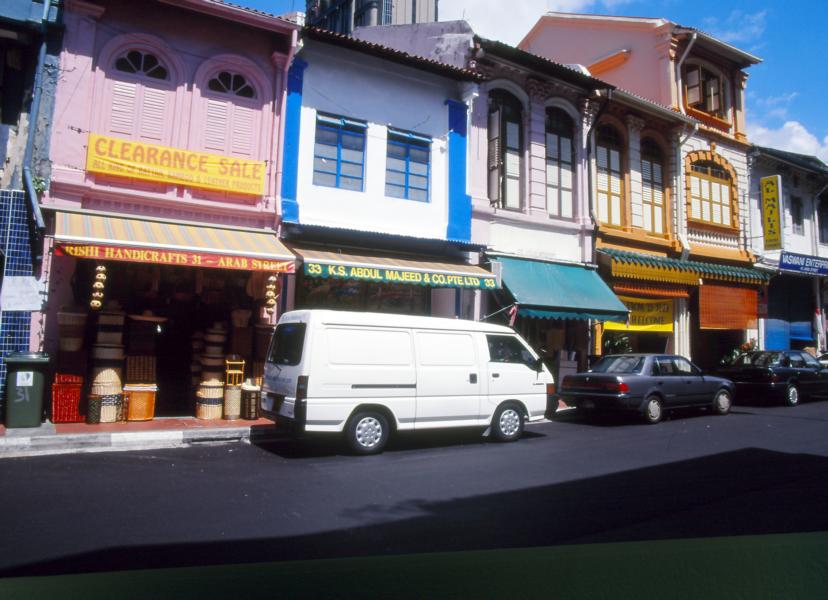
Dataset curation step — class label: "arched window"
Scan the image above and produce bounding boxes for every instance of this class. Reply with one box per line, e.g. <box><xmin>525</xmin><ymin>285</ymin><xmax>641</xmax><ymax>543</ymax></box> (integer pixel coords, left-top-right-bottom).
<box><xmin>641</xmin><ymin>138</ymin><xmax>666</xmax><ymax>234</ymax></box>
<box><xmin>115</xmin><ymin>50</ymin><xmax>168</xmax><ymax>80</ymax></box>
<box><xmin>545</xmin><ymin>107</ymin><xmax>575</xmax><ymax>218</ymax></box>
<box><xmin>596</xmin><ymin>124</ymin><xmax>624</xmax><ymax>226</ymax></box>
<box><xmin>104</xmin><ymin>47</ymin><xmax>175</xmax><ymax>146</ymax></box>
<box><xmin>207</xmin><ymin>71</ymin><xmax>256</xmax><ymax>99</ymax></box>
<box><xmin>488</xmin><ymin>90</ymin><xmax>523</xmax><ymax>210</ymax></box>
<box><xmin>689</xmin><ymin>161</ymin><xmax>732</xmax><ymax>226</ymax></box>
<box><xmin>199</xmin><ymin>66</ymin><xmax>263</xmax><ymax>160</ymax></box>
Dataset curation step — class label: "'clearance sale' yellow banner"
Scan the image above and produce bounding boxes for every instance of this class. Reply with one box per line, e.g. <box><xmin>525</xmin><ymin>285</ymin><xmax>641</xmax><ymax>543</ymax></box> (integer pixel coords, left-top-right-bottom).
<box><xmin>604</xmin><ymin>296</ymin><xmax>674</xmax><ymax>333</ymax></box>
<box><xmin>86</xmin><ymin>134</ymin><xmax>266</xmax><ymax>196</ymax></box>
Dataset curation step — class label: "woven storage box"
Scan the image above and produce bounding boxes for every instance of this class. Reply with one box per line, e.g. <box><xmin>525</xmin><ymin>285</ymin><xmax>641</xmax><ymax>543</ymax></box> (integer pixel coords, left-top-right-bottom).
<box><xmin>51</xmin><ymin>382</ymin><xmax>84</xmax><ymax>423</ymax></box>
<box><xmin>55</xmin><ymin>373</ymin><xmax>83</xmax><ymax>384</ymax></box>
<box><xmin>124</xmin><ymin>384</ymin><xmax>157</xmax><ymax>421</ymax></box>
<box><xmin>195</xmin><ymin>393</ymin><xmax>223</xmax><ymax>420</ymax></box>
<box><xmin>96</xmin><ymin>330</ymin><xmax>123</xmax><ymax>345</ymax></box>
<box><xmin>98</xmin><ymin>312</ymin><xmax>125</xmax><ymax>327</ymax></box>
<box><xmin>126</xmin><ymin>355</ymin><xmax>156</xmax><ymax>383</ymax></box>
<box><xmin>223</xmin><ymin>385</ymin><xmax>242</xmax><ymax>420</ymax></box>
<box><xmin>241</xmin><ymin>384</ymin><xmax>261</xmax><ymax>420</ymax></box>
<box><xmin>86</xmin><ymin>395</ymin><xmax>102</xmax><ymax>424</ymax></box>
<box><xmin>92</xmin><ymin>344</ymin><xmax>125</xmax><ymax>361</ymax></box>
<box><xmin>90</xmin><ymin>383</ymin><xmax>122</xmax><ymax>396</ymax></box>
<box><xmin>99</xmin><ymin>394</ymin><xmax>122</xmax><ymax>423</ymax></box>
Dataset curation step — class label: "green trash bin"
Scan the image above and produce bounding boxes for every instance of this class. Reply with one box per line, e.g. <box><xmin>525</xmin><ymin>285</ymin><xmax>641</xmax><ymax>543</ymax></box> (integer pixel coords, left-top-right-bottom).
<box><xmin>4</xmin><ymin>352</ymin><xmax>50</xmax><ymax>428</ymax></box>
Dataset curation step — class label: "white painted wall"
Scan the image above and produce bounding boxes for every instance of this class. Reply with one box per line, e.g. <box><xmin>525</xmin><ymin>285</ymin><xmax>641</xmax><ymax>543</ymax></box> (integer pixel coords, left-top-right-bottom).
<box><xmin>297</xmin><ymin>42</ymin><xmax>459</xmax><ymax>240</ymax></box>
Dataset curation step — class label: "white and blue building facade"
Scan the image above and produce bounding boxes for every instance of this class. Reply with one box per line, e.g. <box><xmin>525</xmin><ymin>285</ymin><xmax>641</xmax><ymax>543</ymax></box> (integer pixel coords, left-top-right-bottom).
<box><xmin>278</xmin><ymin>28</ymin><xmax>497</xmax><ymax>319</ymax></box>
<box><xmin>750</xmin><ymin>146</ymin><xmax>828</xmax><ymax>352</ymax></box>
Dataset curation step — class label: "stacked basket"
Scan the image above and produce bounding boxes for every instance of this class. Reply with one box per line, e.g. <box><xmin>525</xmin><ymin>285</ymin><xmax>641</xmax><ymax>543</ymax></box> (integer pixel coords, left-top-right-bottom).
<box><xmin>190</xmin><ymin>332</ymin><xmax>204</xmax><ymax>389</ymax></box>
<box><xmin>195</xmin><ymin>325</ymin><xmax>227</xmax><ymax>419</ymax></box>
<box><xmin>123</xmin><ymin>312</ymin><xmax>165</xmax><ymax>421</ymax></box>
<box><xmin>89</xmin><ymin>310</ymin><xmax>126</xmax><ymax>423</ymax></box>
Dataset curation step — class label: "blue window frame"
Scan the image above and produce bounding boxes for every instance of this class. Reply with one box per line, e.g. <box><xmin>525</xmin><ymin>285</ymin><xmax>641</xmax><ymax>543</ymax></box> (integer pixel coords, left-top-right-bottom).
<box><xmin>313</xmin><ymin>113</ymin><xmax>367</xmax><ymax>191</ymax></box>
<box><xmin>385</xmin><ymin>128</ymin><xmax>431</xmax><ymax>202</ymax></box>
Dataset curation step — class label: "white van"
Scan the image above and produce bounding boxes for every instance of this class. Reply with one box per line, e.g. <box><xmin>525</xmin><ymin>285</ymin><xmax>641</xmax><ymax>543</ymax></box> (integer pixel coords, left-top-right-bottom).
<box><xmin>261</xmin><ymin>310</ymin><xmax>555</xmax><ymax>454</ymax></box>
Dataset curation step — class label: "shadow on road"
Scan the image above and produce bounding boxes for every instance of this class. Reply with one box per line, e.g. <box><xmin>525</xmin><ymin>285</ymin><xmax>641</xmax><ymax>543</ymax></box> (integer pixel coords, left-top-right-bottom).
<box><xmin>3</xmin><ymin>447</ymin><xmax>827</xmax><ymax>578</ymax></box>
<box><xmin>251</xmin><ymin>427</ymin><xmax>547</xmax><ymax>459</ymax></box>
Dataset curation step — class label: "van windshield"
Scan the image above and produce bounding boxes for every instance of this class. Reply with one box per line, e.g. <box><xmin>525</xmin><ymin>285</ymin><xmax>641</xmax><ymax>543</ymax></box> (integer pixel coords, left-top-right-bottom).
<box><xmin>268</xmin><ymin>323</ymin><xmax>306</xmax><ymax>366</ymax></box>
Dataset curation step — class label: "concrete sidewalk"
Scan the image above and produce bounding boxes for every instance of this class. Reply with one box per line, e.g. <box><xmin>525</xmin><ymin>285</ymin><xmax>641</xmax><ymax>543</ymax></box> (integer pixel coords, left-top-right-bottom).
<box><xmin>0</xmin><ymin>418</ymin><xmax>280</xmax><ymax>458</ymax></box>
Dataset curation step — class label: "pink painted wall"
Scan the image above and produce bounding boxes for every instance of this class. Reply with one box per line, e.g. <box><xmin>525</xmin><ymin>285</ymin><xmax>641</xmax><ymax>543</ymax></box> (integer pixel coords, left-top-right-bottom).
<box><xmin>47</xmin><ymin>0</ymin><xmax>296</xmax><ymax>228</ymax></box>
<box><xmin>520</xmin><ymin>18</ymin><xmax>675</xmax><ymax>108</ymax></box>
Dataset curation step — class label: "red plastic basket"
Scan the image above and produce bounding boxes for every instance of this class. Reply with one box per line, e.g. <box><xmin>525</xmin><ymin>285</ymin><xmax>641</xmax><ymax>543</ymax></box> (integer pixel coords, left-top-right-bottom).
<box><xmin>52</xmin><ymin>383</ymin><xmax>84</xmax><ymax>423</ymax></box>
<box><xmin>54</xmin><ymin>373</ymin><xmax>83</xmax><ymax>384</ymax></box>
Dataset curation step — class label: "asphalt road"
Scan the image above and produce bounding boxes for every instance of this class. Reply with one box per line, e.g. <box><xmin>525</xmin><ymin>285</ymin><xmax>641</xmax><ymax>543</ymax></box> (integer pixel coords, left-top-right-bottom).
<box><xmin>2</xmin><ymin>399</ymin><xmax>828</xmax><ymax>578</ymax></box>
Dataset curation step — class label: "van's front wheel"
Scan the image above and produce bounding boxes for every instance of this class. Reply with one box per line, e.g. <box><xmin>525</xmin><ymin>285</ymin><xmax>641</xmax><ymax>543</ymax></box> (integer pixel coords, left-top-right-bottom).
<box><xmin>492</xmin><ymin>403</ymin><xmax>524</xmax><ymax>442</ymax></box>
<box><xmin>346</xmin><ymin>411</ymin><xmax>390</xmax><ymax>455</ymax></box>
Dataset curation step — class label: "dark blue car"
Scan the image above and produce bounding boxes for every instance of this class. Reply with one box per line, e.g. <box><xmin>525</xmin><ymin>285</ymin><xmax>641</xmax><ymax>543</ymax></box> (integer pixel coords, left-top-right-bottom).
<box><xmin>718</xmin><ymin>350</ymin><xmax>828</xmax><ymax>406</ymax></box>
<box><xmin>559</xmin><ymin>354</ymin><xmax>735</xmax><ymax>424</ymax></box>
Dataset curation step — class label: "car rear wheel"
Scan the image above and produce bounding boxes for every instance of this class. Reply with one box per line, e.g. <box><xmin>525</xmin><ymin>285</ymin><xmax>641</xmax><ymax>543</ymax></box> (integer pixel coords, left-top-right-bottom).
<box><xmin>785</xmin><ymin>384</ymin><xmax>800</xmax><ymax>407</ymax></box>
<box><xmin>642</xmin><ymin>395</ymin><xmax>663</xmax><ymax>424</ymax></box>
<box><xmin>346</xmin><ymin>411</ymin><xmax>390</xmax><ymax>455</ymax></box>
<box><xmin>713</xmin><ymin>389</ymin><xmax>732</xmax><ymax>415</ymax></box>
<box><xmin>492</xmin><ymin>403</ymin><xmax>524</xmax><ymax>442</ymax></box>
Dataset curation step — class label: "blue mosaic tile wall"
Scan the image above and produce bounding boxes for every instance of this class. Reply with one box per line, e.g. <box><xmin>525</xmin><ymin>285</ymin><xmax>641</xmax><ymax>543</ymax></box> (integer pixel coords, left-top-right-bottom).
<box><xmin>1</xmin><ymin>189</ymin><xmax>35</xmax><ymax>413</ymax></box>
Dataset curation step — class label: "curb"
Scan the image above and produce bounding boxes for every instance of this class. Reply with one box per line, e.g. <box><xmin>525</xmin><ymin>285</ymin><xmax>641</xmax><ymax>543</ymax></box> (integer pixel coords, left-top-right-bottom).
<box><xmin>0</xmin><ymin>425</ymin><xmax>282</xmax><ymax>459</ymax></box>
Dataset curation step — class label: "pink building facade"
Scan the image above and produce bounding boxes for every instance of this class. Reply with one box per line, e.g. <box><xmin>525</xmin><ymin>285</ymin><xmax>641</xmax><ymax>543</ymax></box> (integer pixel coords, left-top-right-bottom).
<box><xmin>33</xmin><ymin>0</ymin><xmax>299</xmax><ymax>419</ymax></box>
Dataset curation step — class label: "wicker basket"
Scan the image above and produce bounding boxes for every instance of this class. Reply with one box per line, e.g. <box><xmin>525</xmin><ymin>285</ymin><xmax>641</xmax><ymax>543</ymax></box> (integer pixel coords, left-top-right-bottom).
<box><xmin>86</xmin><ymin>395</ymin><xmax>102</xmax><ymax>424</ymax></box>
<box><xmin>52</xmin><ymin>382</ymin><xmax>84</xmax><ymax>423</ymax></box>
<box><xmin>91</xmin><ymin>366</ymin><xmax>123</xmax><ymax>389</ymax></box>
<box><xmin>90</xmin><ymin>383</ymin><xmax>122</xmax><ymax>396</ymax></box>
<box><xmin>124</xmin><ymin>384</ymin><xmax>157</xmax><ymax>421</ymax></box>
<box><xmin>96</xmin><ymin>330</ymin><xmax>124</xmax><ymax>345</ymax></box>
<box><xmin>99</xmin><ymin>394</ymin><xmax>122</xmax><ymax>423</ymax></box>
<box><xmin>195</xmin><ymin>398</ymin><xmax>223</xmax><ymax>420</ymax></box>
<box><xmin>241</xmin><ymin>384</ymin><xmax>261</xmax><ymax>420</ymax></box>
<box><xmin>126</xmin><ymin>355</ymin><xmax>156</xmax><ymax>383</ymax></box>
<box><xmin>223</xmin><ymin>385</ymin><xmax>242</xmax><ymax>420</ymax></box>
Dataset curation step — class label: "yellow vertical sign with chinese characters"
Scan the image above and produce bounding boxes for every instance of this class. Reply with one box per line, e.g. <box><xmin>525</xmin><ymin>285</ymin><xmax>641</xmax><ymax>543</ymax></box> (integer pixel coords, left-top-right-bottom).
<box><xmin>761</xmin><ymin>175</ymin><xmax>782</xmax><ymax>251</ymax></box>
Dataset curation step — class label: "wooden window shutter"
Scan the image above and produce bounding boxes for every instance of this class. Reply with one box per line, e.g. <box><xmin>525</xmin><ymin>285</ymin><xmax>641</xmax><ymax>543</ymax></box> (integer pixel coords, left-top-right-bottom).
<box><xmin>204</xmin><ymin>98</ymin><xmax>230</xmax><ymax>153</ymax></box>
<box><xmin>699</xmin><ymin>284</ymin><xmax>758</xmax><ymax>330</ymax></box>
<box><xmin>109</xmin><ymin>80</ymin><xmax>137</xmax><ymax>136</ymax></box>
<box><xmin>487</xmin><ymin>107</ymin><xmax>501</xmax><ymax>204</ymax></box>
<box><xmin>138</xmin><ymin>86</ymin><xmax>168</xmax><ymax>143</ymax></box>
<box><xmin>230</xmin><ymin>105</ymin><xmax>255</xmax><ymax>157</ymax></box>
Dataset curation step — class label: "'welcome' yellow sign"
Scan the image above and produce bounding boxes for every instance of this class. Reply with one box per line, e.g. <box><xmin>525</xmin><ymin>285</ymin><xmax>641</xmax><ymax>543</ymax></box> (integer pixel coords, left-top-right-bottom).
<box><xmin>86</xmin><ymin>134</ymin><xmax>266</xmax><ymax>196</ymax></box>
<box><xmin>604</xmin><ymin>296</ymin><xmax>674</xmax><ymax>333</ymax></box>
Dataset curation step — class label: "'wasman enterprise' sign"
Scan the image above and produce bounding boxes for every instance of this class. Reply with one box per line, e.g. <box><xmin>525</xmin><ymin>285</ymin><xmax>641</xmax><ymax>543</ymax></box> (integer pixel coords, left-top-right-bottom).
<box><xmin>779</xmin><ymin>251</ymin><xmax>828</xmax><ymax>276</ymax></box>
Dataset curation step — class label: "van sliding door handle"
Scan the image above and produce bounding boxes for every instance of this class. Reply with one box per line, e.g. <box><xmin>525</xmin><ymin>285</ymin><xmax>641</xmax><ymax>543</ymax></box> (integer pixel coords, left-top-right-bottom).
<box><xmin>469</xmin><ymin>373</ymin><xmax>478</xmax><ymax>384</ymax></box>
<box><xmin>492</xmin><ymin>373</ymin><xmax>500</xmax><ymax>378</ymax></box>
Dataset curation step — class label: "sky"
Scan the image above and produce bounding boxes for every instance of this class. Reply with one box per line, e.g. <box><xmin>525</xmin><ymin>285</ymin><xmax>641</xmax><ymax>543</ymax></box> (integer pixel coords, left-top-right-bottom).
<box><xmin>241</xmin><ymin>0</ymin><xmax>828</xmax><ymax>162</ymax></box>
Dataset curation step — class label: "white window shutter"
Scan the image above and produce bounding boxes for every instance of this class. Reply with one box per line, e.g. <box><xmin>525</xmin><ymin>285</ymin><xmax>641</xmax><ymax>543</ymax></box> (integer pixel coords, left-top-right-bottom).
<box><xmin>138</xmin><ymin>86</ymin><xmax>168</xmax><ymax>143</ymax></box>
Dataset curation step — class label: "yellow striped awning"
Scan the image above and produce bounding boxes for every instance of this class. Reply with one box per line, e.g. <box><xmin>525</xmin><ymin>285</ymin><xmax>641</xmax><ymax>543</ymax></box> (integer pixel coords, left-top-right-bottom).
<box><xmin>291</xmin><ymin>244</ymin><xmax>499</xmax><ymax>289</ymax></box>
<box><xmin>50</xmin><ymin>209</ymin><xmax>295</xmax><ymax>272</ymax></box>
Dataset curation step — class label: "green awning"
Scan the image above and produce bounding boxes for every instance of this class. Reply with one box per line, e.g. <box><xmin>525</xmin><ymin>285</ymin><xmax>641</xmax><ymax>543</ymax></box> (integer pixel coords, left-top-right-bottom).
<box><xmin>493</xmin><ymin>256</ymin><xmax>628</xmax><ymax>322</ymax></box>
<box><xmin>598</xmin><ymin>248</ymin><xmax>772</xmax><ymax>284</ymax></box>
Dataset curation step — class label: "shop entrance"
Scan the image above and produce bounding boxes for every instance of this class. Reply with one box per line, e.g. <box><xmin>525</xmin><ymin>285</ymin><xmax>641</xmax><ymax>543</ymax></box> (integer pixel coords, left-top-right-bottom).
<box><xmin>69</xmin><ymin>261</ymin><xmax>272</xmax><ymax>417</ymax></box>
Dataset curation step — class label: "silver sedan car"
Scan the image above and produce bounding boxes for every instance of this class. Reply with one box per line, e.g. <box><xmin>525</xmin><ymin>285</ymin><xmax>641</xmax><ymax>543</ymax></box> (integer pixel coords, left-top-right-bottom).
<box><xmin>558</xmin><ymin>354</ymin><xmax>735</xmax><ymax>424</ymax></box>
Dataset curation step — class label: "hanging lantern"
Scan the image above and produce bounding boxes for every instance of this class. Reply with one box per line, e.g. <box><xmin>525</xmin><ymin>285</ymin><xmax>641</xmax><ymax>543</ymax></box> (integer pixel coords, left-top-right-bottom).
<box><xmin>90</xmin><ymin>264</ymin><xmax>106</xmax><ymax>310</ymax></box>
<box><xmin>264</xmin><ymin>274</ymin><xmax>279</xmax><ymax>315</ymax></box>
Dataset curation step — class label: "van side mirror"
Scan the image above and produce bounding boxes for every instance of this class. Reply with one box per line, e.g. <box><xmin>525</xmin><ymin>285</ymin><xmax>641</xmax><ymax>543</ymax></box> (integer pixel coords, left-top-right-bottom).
<box><xmin>532</xmin><ymin>357</ymin><xmax>544</xmax><ymax>372</ymax></box>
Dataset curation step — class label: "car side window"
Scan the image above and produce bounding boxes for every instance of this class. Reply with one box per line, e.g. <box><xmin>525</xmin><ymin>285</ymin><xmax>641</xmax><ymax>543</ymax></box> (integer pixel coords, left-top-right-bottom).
<box><xmin>655</xmin><ymin>357</ymin><xmax>676</xmax><ymax>375</ymax></box>
<box><xmin>799</xmin><ymin>352</ymin><xmax>820</xmax><ymax>368</ymax></box>
<box><xmin>673</xmin><ymin>357</ymin><xmax>698</xmax><ymax>375</ymax></box>
<box><xmin>486</xmin><ymin>335</ymin><xmax>535</xmax><ymax>367</ymax></box>
<box><xmin>788</xmin><ymin>353</ymin><xmax>805</xmax><ymax>368</ymax></box>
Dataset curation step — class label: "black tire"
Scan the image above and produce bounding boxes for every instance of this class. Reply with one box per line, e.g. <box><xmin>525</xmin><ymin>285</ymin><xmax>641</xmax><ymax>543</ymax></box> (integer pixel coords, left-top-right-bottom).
<box><xmin>492</xmin><ymin>403</ymin><xmax>524</xmax><ymax>442</ymax></box>
<box><xmin>712</xmin><ymin>389</ymin><xmax>732</xmax><ymax>415</ymax></box>
<box><xmin>345</xmin><ymin>411</ymin><xmax>390</xmax><ymax>455</ymax></box>
<box><xmin>784</xmin><ymin>384</ymin><xmax>800</xmax><ymax>407</ymax></box>
<box><xmin>642</xmin><ymin>394</ymin><xmax>663</xmax><ymax>424</ymax></box>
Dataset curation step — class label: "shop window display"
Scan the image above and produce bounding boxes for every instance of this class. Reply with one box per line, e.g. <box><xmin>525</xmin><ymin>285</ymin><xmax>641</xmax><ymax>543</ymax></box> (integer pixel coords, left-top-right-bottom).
<box><xmin>296</xmin><ymin>275</ymin><xmax>430</xmax><ymax>315</ymax></box>
<box><xmin>67</xmin><ymin>261</ymin><xmax>271</xmax><ymax>418</ymax></box>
